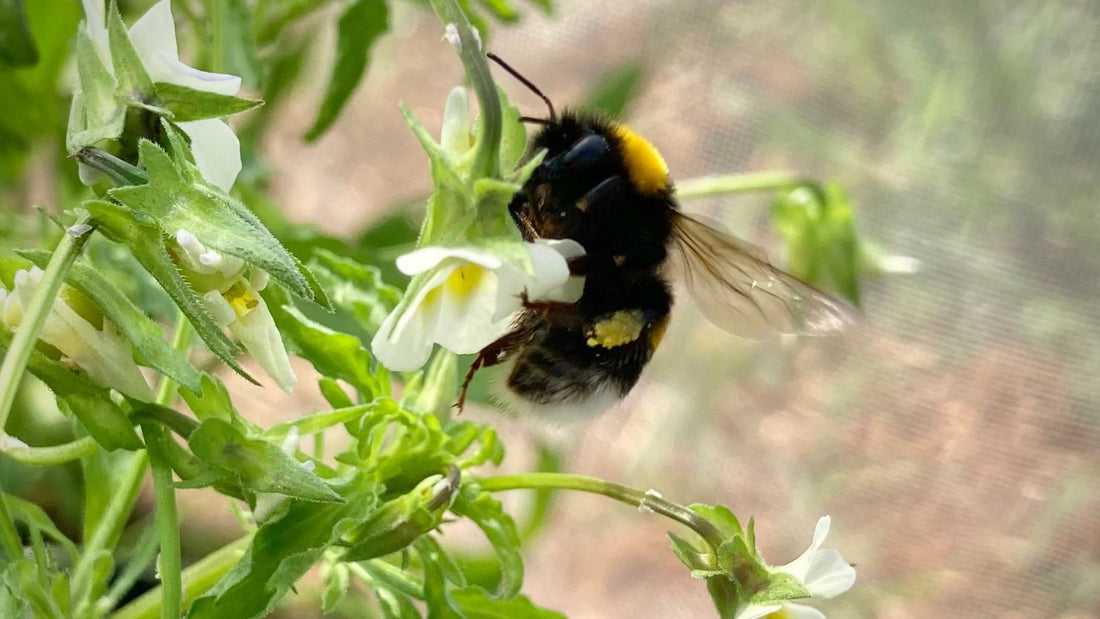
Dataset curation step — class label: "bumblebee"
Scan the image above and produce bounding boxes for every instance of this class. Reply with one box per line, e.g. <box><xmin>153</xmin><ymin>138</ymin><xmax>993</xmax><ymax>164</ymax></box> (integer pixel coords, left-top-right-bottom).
<box><xmin>457</xmin><ymin>55</ymin><xmax>856</xmax><ymax>417</ymax></box>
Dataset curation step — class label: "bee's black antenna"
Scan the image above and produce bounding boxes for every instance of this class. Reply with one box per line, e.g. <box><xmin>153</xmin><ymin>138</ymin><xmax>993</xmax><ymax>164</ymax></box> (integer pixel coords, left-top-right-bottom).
<box><xmin>487</xmin><ymin>52</ymin><xmax>556</xmax><ymax>122</ymax></box>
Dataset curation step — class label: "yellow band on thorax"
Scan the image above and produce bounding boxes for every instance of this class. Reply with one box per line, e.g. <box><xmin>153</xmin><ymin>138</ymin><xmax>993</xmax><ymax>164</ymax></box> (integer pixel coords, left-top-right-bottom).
<box><xmin>612</xmin><ymin>124</ymin><xmax>670</xmax><ymax>195</ymax></box>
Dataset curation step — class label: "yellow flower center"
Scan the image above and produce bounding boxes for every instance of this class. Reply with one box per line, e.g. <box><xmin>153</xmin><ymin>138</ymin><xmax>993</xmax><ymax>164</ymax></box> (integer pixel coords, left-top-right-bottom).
<box><xmin>444</xmin><ymin>264</ymin><xmax>486</xmax><ymax>297</ymax></box>
<box><xmin>765</xmin><ymin>609</ymin><xmax>792</xmax><ymax>619</ymax></box>
<box><xmin>223</xmin><ymin>281</ymin><xmax>259</xmax><ymax>319</ymax></box>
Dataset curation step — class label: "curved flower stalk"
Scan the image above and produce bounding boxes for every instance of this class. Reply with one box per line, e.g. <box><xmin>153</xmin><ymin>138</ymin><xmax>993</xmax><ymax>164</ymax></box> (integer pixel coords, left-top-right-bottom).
<box><xmin>173</xmin><ymin>230</ymin><xmax>295</xmax><ymax>392</ymax></box>
<box><xmin>1</xmin><ymin>267</ymin><xmax>152</xmax><ymax>400</ymax></box>
<box><xmin>78</xmin><ymin>0</ymin><xmax>243</xmax><ymax>191</ymax></box>
<box><xmin>737</xmin><ymin>516</ymin><xmax>856</xmax><ymax>619</ymax></box>
<box><xmin>372</xmin><ymin>239</ymin><xmax>585</xmax><ymax>371</ymax></box>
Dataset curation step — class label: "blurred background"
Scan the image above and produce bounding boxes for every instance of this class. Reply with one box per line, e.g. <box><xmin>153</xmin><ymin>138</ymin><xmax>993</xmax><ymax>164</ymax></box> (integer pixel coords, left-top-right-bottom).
<box><xmin>3</xmin><ymin>0</ymin><xmax>1100</xmax><ymax>617</ymax></box>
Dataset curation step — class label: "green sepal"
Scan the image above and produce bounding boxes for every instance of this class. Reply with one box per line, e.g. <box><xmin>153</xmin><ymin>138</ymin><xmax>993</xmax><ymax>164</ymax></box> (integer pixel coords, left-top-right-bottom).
<box><xmin>305</xmin><ymin>0</ymin><xmax>388</xmax><ymax>141</ymax></box>
<box><xmin>67</xmin><ymin>28</ymin><xmax>124</xmax><ymax>152</ymax></box>
<box><xmin>188</xmin><ymin>418</ymin><xmax>343</xmax><ymax>503</ymax></box>
<box><xmin>18</xmin><ymin>249</ymin><xmax>202</xmax><ymax>394</ymax></box>
<box><xmin>341</xmin><ymin>472</ymin><xmax>456</xmax><ymax>562</ymax></box>
<box><xmin>748</xmin><ymin>571</ymin><xmax>811</xmax><ymax>605</ymax></box>
<box><xmin>83</xmin><ymin>198</ymin><xmax>256</xmax><ymax>383</ymax></box>
<box><xmin>153</xmin><ymin>82</ymin><xmax>262</xmax><ymax>121</ymax></box>
<box><xmin>106</xmin><ymin>0</ymin><xmax>155</xmax><ymax>101</ymax></box>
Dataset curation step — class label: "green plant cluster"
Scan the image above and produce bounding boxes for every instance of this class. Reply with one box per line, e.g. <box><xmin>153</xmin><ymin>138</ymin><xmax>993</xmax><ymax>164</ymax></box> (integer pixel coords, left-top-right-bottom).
<box><xmin>0</xmin><ymin>0</ymin><xmax>876</xmax><ymax>617</ymax></box>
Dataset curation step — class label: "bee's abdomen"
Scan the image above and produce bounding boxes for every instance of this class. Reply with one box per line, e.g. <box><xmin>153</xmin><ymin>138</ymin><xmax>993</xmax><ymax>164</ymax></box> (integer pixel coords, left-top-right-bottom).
<box><xmin>505</xmin><ymin>327</ymin><xmax>651</xmax><ymax>407</ymax></box>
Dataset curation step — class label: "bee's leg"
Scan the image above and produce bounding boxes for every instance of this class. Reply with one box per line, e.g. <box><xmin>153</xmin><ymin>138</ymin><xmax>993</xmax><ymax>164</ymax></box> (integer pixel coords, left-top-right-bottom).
<box><xmin>508</xmin><ymin>194</ymin><xmax>539</xmax><ymax>240</ymax></box>
<box><xmin>518</xmin><ymin>290</ymin><xmax>583</xmax><ymax>326</ymax></box>
<box><xmin>456</xmin><ymin>329</ymin><xmax>528</xmax><ymax>412</ymax></box>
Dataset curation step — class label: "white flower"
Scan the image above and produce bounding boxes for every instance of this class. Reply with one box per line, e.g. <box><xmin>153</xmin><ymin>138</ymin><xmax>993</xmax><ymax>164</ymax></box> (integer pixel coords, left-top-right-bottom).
<box><xmin>80</xmin><ymin>0</ymin><xmax>243</xmax><ymax>191</ymax></box>
<box><xmin>1</xmin><ymin>267</ymin><xmax>152</xmax><ymax>400</ymax></box>
<box><xmin>735</xmin><ymin>516</ymin><xmax>856</xmax><ymax>619</ymax></box>
<box><xmin>173</xmin><ymin>230</ymin><xmax>296</xmax><ymax>393</ymax></box>
<box><xmin>371</xmin><ymin>239</ymin><xmax>585</xmax><ymax>372</ymax></box>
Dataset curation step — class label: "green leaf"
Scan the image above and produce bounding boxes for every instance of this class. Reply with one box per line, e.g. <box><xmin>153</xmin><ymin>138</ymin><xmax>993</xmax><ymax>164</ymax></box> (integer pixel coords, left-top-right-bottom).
<box><xmin>106</xmin><ymin>0</ymin><xmax>155</xmax><ymax>100</ymax></box>
<box><xmin>264</xmin><ymin>404</ymin><xmax>373</xmax><ymax>441</ymax></box>
<box><xmin>0</xmin><ymin>0</ymin><xmax>38</xmax><ymax>67</ymax></box>
<box><xmin>108</xmin><ymin>135</ymin><xmax>323</xmax><ymax>305</ymax></box>
<box><xmin>582</xmin><ymin>63</ymin><xmax>644</xmax><ymax>118</ymax></box>
<box><xmin>310</xmin><ymin>249</ymin><xmax>401</xmax><ymax>336</ymax></box>
<box><xmin>450</xmin><ymin>489</ymin><xmax>522</xmax><ymax>599</ymax></box>
<box><xmin>451</xmin><ymin>586</ymin><xmax>566</xmax><ymax>618</ymax></box>
<box><xmin>189</xmin><ymin>418</ymin><xmax>343</xmax><ymax>503</ymax></box>
<box><xmin>418</xmin><ymin>537</ymin><xmax>463</xmax><ymax>619</ymax></box>
<box><xmin>265</xmin><ymin>285</ymin><xmax>382</xmax><ymax>397</ymax></box>
<box><xmin>477</xmin><ymin>0</ymin><xmax>519</xmax><ymax>22</ymax></box>
<box><xmin>305</xmin><ymin>0</ymin><xmax>388</xmax><ymax>141</ymax></box>
<box><xmin>1</xmin><ymin>493</ymin><xmax>78</xmax><ymax>561</ymax></box>
<box><xmin>0</xmin><ymin>329</ymin><xmax>141</xmax><ymax>450</ymax></box>
<box><xmin>154</xmin><ymin>82</ymin><xmax>263</xmax><ymax>121</ymax></box>
<box><xmin>188</xmin><ymin>472</ymin><xmax>381</xmax><ymax>619</ymax></box>
<box><xmin>254</xmin><ymin>0</ymin><xmax>324</xmax><ymax>46</ymax></box>
<box><xmin>18</xmin><ymin>249</ymin><xmax>202</xmax><ymax>394</ymax></box>
<box><xmin>84</xmin><ymin>199</ymin><xmax>255</xmax><ymax>383</ymax></box>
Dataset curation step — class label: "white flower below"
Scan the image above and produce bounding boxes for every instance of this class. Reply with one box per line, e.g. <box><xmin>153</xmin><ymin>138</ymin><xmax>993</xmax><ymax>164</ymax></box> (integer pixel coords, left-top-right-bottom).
<box><xmin>80</xmin><ymin>0</ymin><xmax>243</xmax><ymax>191</ymax></box>
<box><xmin>736</xmin><ymin>516</ymin><xmax>856</xmax><ymax>619</ymax></box>
<box><xmin>371</xmin><ymin>239</ymin><xmax>585</xmax><ymax>372</ymax></box>
<box><xmin>173</xmin><ymin>230</ymin><xmax>295</xmax><ymax>393</ymax></box>
<box><xmin>1</xmin><ymin>267</ymin><xmax>152</xmax><ymax>400</ymax></box>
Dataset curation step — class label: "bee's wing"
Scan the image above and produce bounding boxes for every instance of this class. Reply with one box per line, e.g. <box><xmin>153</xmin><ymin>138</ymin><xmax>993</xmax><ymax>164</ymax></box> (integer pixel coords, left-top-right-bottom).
<box><xmin>669</xmin><ymin>212</ymin><xmax>858</xmax><ymax>338</ymax></box>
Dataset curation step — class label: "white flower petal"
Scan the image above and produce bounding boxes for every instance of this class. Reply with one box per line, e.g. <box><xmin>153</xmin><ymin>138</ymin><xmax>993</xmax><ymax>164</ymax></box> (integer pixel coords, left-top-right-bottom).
<box><xmin>433</xmin><ymin>267</ymin><xmax>505</xmax><ymax>354</ymax></box>
<box><xmin>783</xmin><ymin>603</ymin><xmax>828</xmax><ymax>619</ymax></box>
<box><xmin>396</xmin><ymin>246</ymin><xmax>502</xmax><ymax>276</ymax></box>
<box><xmin>440</xmin><ymin>87</ymin><xmax>471</xmax><ymax>156</ymax></box>
<box><xmin>777</xmin><ymin>516</ymin><xmax>832</xmax><ymax>583</ymax></box>
<box><xmin>153</xmin><ymin>55</ymin><xmax>241</xmax><ymax>95</ymax></box>
<box><xmin>127</xmin><ymin>0</ymin><xmax>179</xmax><ymax>64</ymax></box>
<box><xmin>802</xmin><ymin>548</ymin><xmax>856</xmax><ymax>599</ymax></box>
<box><xmin>733</xmin><ymin>603</ymin><xmax>783</xmax><ymax>619</ymax></box>
<box><xmin>371</xmin><ymin>266</ymin><xmax>453</xmax><ymax>371</ymax></box>
<box><xmin>177</xmin><ymin>119</ymin><xmax>242</xmax><ymax>191</ymax></box>
<box><xmin>202</xmin><ymin>290</ymin><xmax>236</xmax><ymax>326</ymax></box>
<box><xmin>81</xmin><ymin>0</ymin><xmax>111</xmax><ymax>65</ymax></box>
<box><xmin>227</xmin><ymin>295</ymin><xmax>296</xmax><ymax>393</ymax></box>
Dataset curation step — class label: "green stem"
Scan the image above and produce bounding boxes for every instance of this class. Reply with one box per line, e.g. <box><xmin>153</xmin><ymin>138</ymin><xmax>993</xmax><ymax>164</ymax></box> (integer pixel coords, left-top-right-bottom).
<box><xmin>110</xmin><ymin>534</ymin><xmax>254</xmax><ymax>619</ymax></box>
<box><xmin>675</xmin><ymin>171</ymin><xmax>815</xmax><ymax>200</ymax></box>
<box><xmin>73</xmin><ymin>316</ymin><xmax>192</xmax><ymax>616</ymax></box>
<box><xmin>477</xmin><ymin>472</ymin><xmax>726</xmax><ymax>551</ymax></box>
<box><xmin>72</xmin><ymin>452</ymin><xmax>149</xmax><ymax>613</ymax></box>
<box><xmin>429</xmin><ymin>0</ymin><xmax>501</xmax><ymax>180</ymax></box>
<box><xmin>2</xmin><ymin>436</ymin><xmax>99</xmax><ymax>465</ymax></box>
<box><xmin>0</xmin><ymin>217</ymin><xmax>92</xmax><ymax>440</ymax></box>
<box><xmin>142</xmin><ymin>424</ymin><xmax>182</xmax><ymax>619</ymax></box>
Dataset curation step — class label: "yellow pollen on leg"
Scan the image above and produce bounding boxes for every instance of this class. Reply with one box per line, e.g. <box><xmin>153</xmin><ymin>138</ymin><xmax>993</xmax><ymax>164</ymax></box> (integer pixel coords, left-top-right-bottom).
<box><xmin>612</xmin><ymin>124</ymin><xmax>670</xmax><ymax>195</ymax></box>
<box><xmin>586</xmin><ymin>310</ymin><xmax>645</xmax><ymax>348</ymax></box>
<box><xmin>223</xmin><ymin>281</ymin><xmax>259</xmax><ymax>319</ymax></box>
<box><xmin>444</xmin><ymin>264</ymin><xmax>486</xmax><ymax>297</ymax></box>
